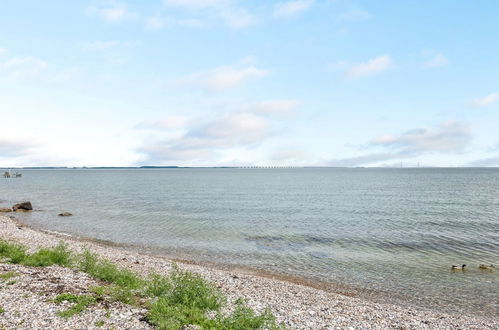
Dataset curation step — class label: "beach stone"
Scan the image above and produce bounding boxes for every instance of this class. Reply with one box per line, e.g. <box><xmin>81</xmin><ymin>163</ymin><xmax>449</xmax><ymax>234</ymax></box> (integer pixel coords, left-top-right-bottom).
<box><xmin>0</xmin><ymin>207</ymin><xmax>12</xmax><ymax>212</ymax></box>
<box><xmin>12</xmin><ymin>201</ymin><xmax>32</xmax><ymax>211</ymax></box>
<box><xmin>58</xmin><ymin>212</ymin><xmax>72</xmax><ymax>217</ymax></box>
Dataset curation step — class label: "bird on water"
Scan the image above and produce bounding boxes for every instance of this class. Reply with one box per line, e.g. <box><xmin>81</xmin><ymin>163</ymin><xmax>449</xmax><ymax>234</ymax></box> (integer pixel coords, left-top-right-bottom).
<box><xmin>478</xmin><ymin>264</ymin><xmax>494</xmax><ymax>270</ymax></box>
<box><xmin>451</xmin><ymin>264</ymin><xmax>466</xmax><ymax>270</ymax></box>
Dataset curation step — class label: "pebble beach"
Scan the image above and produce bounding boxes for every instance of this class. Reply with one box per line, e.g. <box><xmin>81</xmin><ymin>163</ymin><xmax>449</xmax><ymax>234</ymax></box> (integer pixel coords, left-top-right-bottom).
<box><xmin>0</xmin><ymin>214</ymin><xmax>498</xmax><ymax>329</ymax></box>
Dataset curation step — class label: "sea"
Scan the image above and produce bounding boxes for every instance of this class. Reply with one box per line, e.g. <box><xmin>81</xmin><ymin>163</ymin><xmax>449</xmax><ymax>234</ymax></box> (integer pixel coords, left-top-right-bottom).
<box><xmin>1</xmin><ymin>168</ymin><xmax>498</xmax><ymax>316</ymax></box>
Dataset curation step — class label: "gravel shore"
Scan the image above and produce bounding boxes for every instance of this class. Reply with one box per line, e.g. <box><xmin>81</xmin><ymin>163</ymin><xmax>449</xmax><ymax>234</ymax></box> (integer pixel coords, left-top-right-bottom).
<box><xmin>1</xmin><ymin>214</ymin><xmax>497</xmax><ymax>329</ymax></box>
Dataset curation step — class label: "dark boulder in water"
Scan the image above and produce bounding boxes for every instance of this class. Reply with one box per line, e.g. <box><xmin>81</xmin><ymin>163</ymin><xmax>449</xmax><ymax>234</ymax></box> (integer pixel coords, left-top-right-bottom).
<box><xmin>12</xmin><ymin>201</ymin><xmax>32</xmax><ymax>212</ymax></box>
<box><xmin>58</xmin><ymin>212</ymin><xmax>73</xmax><ymax>217</ymax></box>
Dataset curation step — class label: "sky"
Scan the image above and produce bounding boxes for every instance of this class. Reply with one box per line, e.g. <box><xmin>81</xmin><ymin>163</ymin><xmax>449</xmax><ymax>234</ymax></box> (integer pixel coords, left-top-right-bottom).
<box><xmin>1</xmin><ymin>0</ymin><xmax>499</xmax><ymax>167</ymax></box>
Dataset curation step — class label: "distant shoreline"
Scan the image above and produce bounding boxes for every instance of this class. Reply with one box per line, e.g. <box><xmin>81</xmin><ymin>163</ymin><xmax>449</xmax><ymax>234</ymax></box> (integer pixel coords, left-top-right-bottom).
<box><xmin>3</xmin><ymin>166</ymin><xmax>499</xmax><ymax>170</ymax></box>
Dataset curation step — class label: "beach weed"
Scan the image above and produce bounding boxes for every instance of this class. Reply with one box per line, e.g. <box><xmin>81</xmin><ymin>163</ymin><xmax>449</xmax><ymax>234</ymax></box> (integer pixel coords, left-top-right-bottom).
<box><xmin>54</xmin><ymin>293</ymin><xmax>79</xmax><ymax>303</ymax></box>
<box><xmin>77</xmin><ymin>249</ymin><xmax>99</xmax><ymax>273</ymax></box>
<box><xmin>148</xmin><ymin>301</ymin><xmax>212</xmax><ymax>329</ymax></box>
<box><xmin>95</xmin><ymin>320</ymin><xmax>105</xmax><ymax>327</ymax></box>
<box><xmin>23</xmin><ymin>243</ymin><xmax>73</xmax><ymax>267</ymax></box>
<box><xmin>109</xmin><ymin>285</ymin><xmax>137</xmax><ymax>305</ymax></box>
<box><xmin>146</xmin><ymin>266</ymin><xmax>284</xmax><ymax>329</ymax></box>
<box><xmin>144</xmin><ymin>273</ymin><xmax>171</xmax><ymax>297</ymax></box>
<box><xmin>76</xmin><ymin>250</ymin><xmax>142</xmax><ymax>289</ymax></box>
<box><xmin>55</xmin><ymin>294</ymin><xmax>96</xmax><ymax>318</ymax></box>
<box><xmin>216</xmin><ymin>299</ymin><xmax>283</xmax><ymax>329</ymax></box>
<box><xmin>145</xmin><ymin>265</ymin><xmax>225</xmax><ymax>328</ymax></box>
<box><xmin>0</xmin><ymin>240</ymin><xmax>27</xmax><ymax>264</ymax></box>
<box><xmin>0</xmin><ymin>271</ymin><xmax>18</xmax><ymax>280</ymax></box>
<box><xmin>89</xmin><ymin>285</ymin><xmax>107</xmax><ymax>298</ymax></box>
<box><xmin>6</xmin><ymin>280</ymin><xmax>16</xmax><ymax>286</ymax></box>
<box><xmin>164</xmin><ymin>264</ymin><xmax>225</xmax><ymax>310</ymax></box>
<box><xmin>0</xmin><ymin>307</ymin><xmax>4</xmax><ymax>313</ymax></box>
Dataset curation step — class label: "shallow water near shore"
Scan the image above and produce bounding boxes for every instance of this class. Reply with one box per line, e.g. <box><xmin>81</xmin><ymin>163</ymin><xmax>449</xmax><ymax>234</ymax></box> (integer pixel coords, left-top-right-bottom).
<box><xmin>1</xmin><ymin>168</ymin><xmax>498</xmax><ymax>316</ymax></box>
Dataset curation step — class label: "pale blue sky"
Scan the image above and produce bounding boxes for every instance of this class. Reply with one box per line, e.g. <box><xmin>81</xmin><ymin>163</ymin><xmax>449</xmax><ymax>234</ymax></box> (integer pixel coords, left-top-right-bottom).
<box><xmin>1</xmin><ymin>0</ymin><xmax>499</xmax><ymax>167</ymax></box>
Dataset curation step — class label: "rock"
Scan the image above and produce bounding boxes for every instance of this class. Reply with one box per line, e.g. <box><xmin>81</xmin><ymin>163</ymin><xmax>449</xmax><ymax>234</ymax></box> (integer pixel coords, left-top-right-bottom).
<box><xmin>0</xmin><ymin>207</ymin><xmax>12</xmax><ymax>212</ymax></box>
<box><xmin>58</xmin><ymin>212</ymin><xmax>73</xmax><ymax>217</ymax></box>
<box><xmin>12</xmin><ymin>201</ymin><xmax>32</xmax><ymax>211</ymax></box>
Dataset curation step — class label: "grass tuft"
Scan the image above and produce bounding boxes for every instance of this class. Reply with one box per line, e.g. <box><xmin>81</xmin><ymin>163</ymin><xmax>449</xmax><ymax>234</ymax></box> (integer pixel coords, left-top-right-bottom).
<box><xmin>162</xmin><ymin>264</ymin><xmax>225</xmax><ymax>311</ymax></box>
<box><xmin>23</xmin><ymin>243</ymin><xmax>73</xmax><ymax>267</ymax></box>
<box><xmin>54</xmin><ymin>293</ymin><xmax>96</xmax><ymax>318</ymax></box>
<box><xmin>0</xmin><ymin>240</ymin><xmax>27</xmax><ymax>264</ymax></box>
<box><xmin>0</xmin><ymin>271</ymin><xmax>19</xmax><ymax>280</ymax></box>
<box><xmin>76</xmin><ymin>250</ymin><xmax>142</xmax><ymax>290</ymax></box>
<box><xmin>217</xmin><ymin>299</ymin><xmax>283</xmax><ymax>329</ymax></box>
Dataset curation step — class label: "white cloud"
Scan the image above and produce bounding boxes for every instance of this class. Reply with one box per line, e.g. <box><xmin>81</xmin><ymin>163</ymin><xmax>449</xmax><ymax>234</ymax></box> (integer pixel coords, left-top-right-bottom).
<box><xmin>326</xmin><ymin>121</ymin><xmax>472</xmax><ymax>167</ymax></box>
<box><xmin>144</xmin><ymin>16</ymin><xmax>168</xmax><ymax>29</ymax></box>
<box><xmin>178</xmin><ymin>18</ymin><xmax>205</xmax><ymax>27</ymax></box>
<box><xmin>274</xmin><ymin>0</ymin><xmax>314</xmax><ymax>18</ymax></box>
<box><xmin>87</xmin><ymin>2</ymin><xmax>137</xmax><ymax>23</ymax></box>
<box><xmin>328</xmin><ymin>152</ymin><xmax>405</xmax><ymax>167</ymax></box>
<box><xmin>469</xmin><ymin>155</ymin><xmax>499</xmax><ymax>167</ymax></box>
<box><xmin>218</xmin><ymin>7</ymin><xmax>255</xmax><ymax>28</ymax></box>
<box><xmin>370</xmin><ymin>121</ymin><xmax>471</xmax><ymax>153</ymax></box>
<box><xmin>135</xmin><ymin>98</ymin><xmax>300</xmax><ymax>164</ymax></box>
<box><xmin>344</xmin><ymin>55</ymin><xmax>394</xmax><ymax>80</ymax></box>
<box><xmin>247</xmin><ymin>100</ymin><xmax>301</xmax><ymax>115</ymax></box>
<box><xmin>0</xmin><ymin>137</ymin><xmax>36</xmax><ymax>157</ymax></box>
<box><xmin>163</xmin><ymin>0</ymin><xmax>228</xmax><ymax>9</ymax></box>
<box><xmin>163</xmin><ymin>0</ymin><xmax>255</xmax><ymax>28</ymax></box>
<box><xmin>0</xmin><ymin>56</ymin><xmax>48</xmax><ymax>78</ymax></box>
<box><xmin>136</xmin><ymin>116</ymin><xmax>189</xmax><ymax>130</ymax></box>
<box><xmin>270</xmin><ymin>148</ymin><xmax>309</xmax><ymax>162</ymax></box>
<box><xmin>422</xmin><ymin>53</ymin><xmax>449</xmax><ymax>68</ymax></box>
<box><xmin>470</xmin><ymin>92</ymin><xmax>498</xmax><ymax>108</ymax></box>
<box><xmin>49</xmin><ymin>67</ymin><xmax>82</xmax><ymax>83</ymax></box>
<box><xmin>337</xmin><ymin>9</ymin><xmax>372</xmax><ymax>22</ymax></box>
<box><xmin>176</xmin><ymin>61</ymin><xmax>269</xmax><ymax>92</ymax></box>
<box><xmin>137</xmin><ymin>112</ymin><xmax>271</xmax><ymax>163</ymax></box>
<box><xmin>82</xmin><ymin>40</ymin><xmax>121</xmax><ymax>50</ymax></box>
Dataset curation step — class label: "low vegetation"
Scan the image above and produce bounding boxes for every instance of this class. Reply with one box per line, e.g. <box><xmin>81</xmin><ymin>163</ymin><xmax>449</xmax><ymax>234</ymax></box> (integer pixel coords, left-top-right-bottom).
<box><xmin>0</xmin><ymin>271</ymin><xmax>18</xmax><ymax>280</ymax></box>
<box><xmin>0</xmin><ymin>239</ymin><xmax>283</xmax><ymax>329</ymax></box>
<box><xmin>54</xmin><ymin>293</ymin><xmax>97</xmax><ymax>318</ymax></box>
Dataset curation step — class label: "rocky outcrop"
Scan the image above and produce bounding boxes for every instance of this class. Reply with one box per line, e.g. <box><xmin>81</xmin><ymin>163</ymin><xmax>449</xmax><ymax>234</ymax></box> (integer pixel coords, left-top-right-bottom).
<box><xmin>12</xmin><ymin>202</ymin><xmax>33</xmax><ymax>212</ymax></box>
<box><xmin>58</xmin><ymin>212</ymin><xmax>73</xmax><ymax>217</ymax></box>
<box><xmin>0</xmin><ymin>207</ymin><xmax>12</xmax><ymax>212</ymax></box>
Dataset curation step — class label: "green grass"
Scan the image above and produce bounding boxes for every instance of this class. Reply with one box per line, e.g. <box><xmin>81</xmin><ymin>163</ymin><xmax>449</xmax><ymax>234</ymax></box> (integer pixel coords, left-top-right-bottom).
<box><xmin>159</xmin><ymin>264</ymin><xmax>225</xmax><ymax>310</ymax></box>
<box><xmin>0</xmin><ymin>240</ymin><xmax>283</xmax><ymax>329</ymax></box>
<box><xmin>23</xmin><ymin>243</ymin><xmax>73</xmax><ymax>267</ymax></box>
<box><xmin>0</xmin><ymin>240</ymin><xmax>27</xmax><ymax>264</ymax></box>
<box><xmin>216</xmin><ymin>299</ymin><xmax>283</xmax><ymax>330</ymax></box>
<box><xmin>0</xmin><ymin>240</ymin><xmax>73</xmax><ymax>267</ymax></box>
<box><xmin>0</xmin><ymin>306</ymin><xmax>4</xmax><ymax>313</ymax></box>
<box><xmin>0</xmin><ymin>271</ymin><xmax>18</xmax><ymax>280</ymax></box>
<box><xmin>145</xmin><ymin>266</ymin><xmax>283</xmax><ymax>329</ymax></box>
<box><xmin>54</xmin><ymin>293</ymin><xmax>96</xmax><ymax>318</ymax></box>
<box><xmin>95</xmin><ymin>320</ymin><xmax>105</xmax><ymax>327</ymax></box>
<box><xmin>77</xmin><ymin>250</ymin><xmax>142</xmax><ymax>289</ymax></box>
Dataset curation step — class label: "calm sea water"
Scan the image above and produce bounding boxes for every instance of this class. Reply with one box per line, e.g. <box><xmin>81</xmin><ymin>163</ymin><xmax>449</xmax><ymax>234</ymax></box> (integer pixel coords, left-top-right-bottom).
<box><xmin>1</xmin><ymin>168</ymin><xmax>498</xmax><ymax>316</ymax></box>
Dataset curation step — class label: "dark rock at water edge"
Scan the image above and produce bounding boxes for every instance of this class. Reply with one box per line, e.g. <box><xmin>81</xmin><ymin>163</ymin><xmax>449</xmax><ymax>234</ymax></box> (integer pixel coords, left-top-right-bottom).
<box><xmin>12</xmin><ymin>202</ymin><xmax>32</xmax><ymax>212</ymax></box>
<box><xmin>58</xmin><ymin>212</ymin><xmax>73</xmax><ymax>217</ymax></box>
